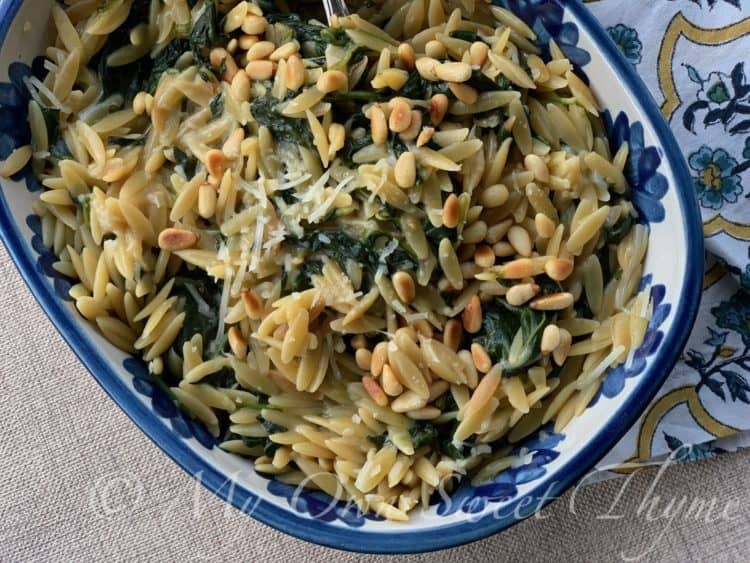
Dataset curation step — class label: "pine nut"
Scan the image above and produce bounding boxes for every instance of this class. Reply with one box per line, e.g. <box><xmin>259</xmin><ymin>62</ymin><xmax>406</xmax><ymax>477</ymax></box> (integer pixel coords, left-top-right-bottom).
<box><xmin>242</xmin><ymin>15</ymin><xmax>267</xmax><ymax>35</ymax></box>
<box><xmin>448</xmin><ymin>82</ymin><xmax>478</xmax><ymax>104</ymax></box>
<box><xmin>416</xmin><ymin>126</ymin><xmax>434</xmax><ymax>147</ymax></box>
<box><xmin>471</xmin><ymin>342</ymin><xmax>492</xmax><ymax>373</ymax></box>
<box><xmin>399</xmin><ymin>110</ymin><xmax>422</xmax><ymax>141</ymax></box>
<box><xmin>428</xmin><ymin>93</ymin><xmax>449</xmax><ymax>124</ymax></box>
<box><xmin>463</xmin><ymin>220</ymin><xmax>487</xmax><ymax>244</ymax></box>
<box><xmin>372</xmin><ymin>68</ymin><xmax>409</xmax><ymax>90</ymax></box>
<box><xmin>393</xmin><ymin>152</ymin><xmax>416</xmax><ymax>188</ymax></box>
<box><xmin>270</xmin><ymin>41</ymin><xmax>299</xmax><ymax>61</ymax></box>
<box><xmin>224</xmin><ymin>2</ymin><xmax>248</xmax><ymax>33</ymax></box>
<box><xmin>238</xmin><ymin>35</ymin><xmax>259</xmax><ymax>50</ymax></box>
<box><xmin>370</xmin><ymin>104</ymin><xmax>388</xmax><ymax>145</ymax></box>
<box><xmin>285</xmin><ymin>54</ymin><xmax>305</xmax><ymax>91</ymax></box>
<box><xmin>351</xmin><ymin>334</ymin><xmax>367</xmax><ymax>349</ymax></box>
<box><xmin>524</xmin><ymin>154</ymin><xmax>550</xmax><ymax>182</ymax></box>
<box><xmin>506</xmin><ymin>282</ymin><xmax>539</xmax><ymax>306</ymax></box>
<box><xmin>530</xmin><ymin>292</ymin><xmax>574</xmax><ymax>311</ymax></box>
<box><xmin>382</xmin><ymin>364</ymin><xmax>404</xmax><ymax>396</ymax></box>
<box><xmin>443</xmin><ymin>319</ymin><xmax>463</xmax><ymax>351</ymax></box>
<box><xmin>469</xmin><ymin>41</ymin><xmax>489</xmax><ymax>66</ymax></box>
<box><xmin>479</xmin><ymin>184</ymin><xmax>509</xmax><ymax>208</ymax></box>
<box><xmin>507</xmin><ymin>225</ymin><xmax>532</xmax><ymax>257</ymax></box>
<box><xmin>535</xmin><ymin>213</ymin><xmax>556</xmax><ymax>238</ymax></box>
<box><xmin>362</xmin><ymin>375</ymin><xmax>389</xmax><ymax>407</ymax></box>
<box><xmin>158</xmin><ymin>228</ymin><xmax>198</xmax><ymax>251</ymax></box>
<box><xmin>493</xmin><ymin>241</ymin><xmax>515</xmax><ymax>257</ymax></box>
<box><xmin>425</xmin><ymin>40</ymin><xmax>447</xmax><ymax>58</ymax></box>
<box><xmin>228</xmin><ymin>326</ymin><xmax>248</xmax><ymax>359</ymax></box>
<box><xmin>356</xmin><ymin>348</ymin><xmax>373</xmax><ymax>370</ymax></box>
<box><xmin>442</xmin><ymin>193</ymin><xmax>460</xmax><ymax>228</ymax></box>
<box><xmin>316</xmin><ymin>69</ymin><xmax>348</xmax><ymax>93</ymax></box>
<box><xmin>541</xmin><ymin>324</ymin><xmax>561</xmax><ymax>355</ymax></box>
<box><xmin>241</xmin><ymin>289</ymin><xmax>263</xmax><ymax>319</ymax></box>
<box><xmin>553</xmin><ymin>328</ymin><xmax>572</xmax><ymax>366</ymax></box>
<box><xmin>436</xmin><ymin>61</ymin><xmax>472</xmax><ymax>82</ymax></box>
<box><xmin>462</xmin><ymin>295</ymin><xmax>483</xmax><ymax>334</ymax></box>
<box><xmin>392</xmin><ymin>270</ymin><xmax>416</xmax><ymax>303</ymax></box>
<box><xmin>205</xmin><ymin>149</ymin><xmax>226</xmax><ymax>178</ymax></box>
<box><xmin>415</xmin><ymin>56</ymin><xmax>441</xmax><ymax>81</ymax></box>
<box><xmin>246</xmin><ymin>40</ymin><xmax>275</xmax><ymax>61</ymax></box>
<box><xmin>371</xmin><ymin>341</ymin><xmax>388</xmax><ymax>376</ymax></box>
<box><xmin>398</xmin><ymin>43</ymin><xmax>415</xmax><ymax>69</ymax></box>
<box><xmin>498</xmin><ymin>257</ymin><xmax>536</xmax><ymax>278</ymax></box>
<box><xmin>231</xmin><ymin>70</ymin><xmax>251</xmax><ymax>101</ymax></box>
<box><xmin>245</xmin><ymin>60</ymin><xmax>275</xmax><ymax>80</ymax></box>
<box><xmin>474</xmin><ymin>244</ymin><xmax>495</xmax><ymax>268</ymax></box>
<box><xmin>388</xmin><ymin>98</ymin><xmax>412</xmax><ymax>133</ymax></box>
<box><xmin>198</xmin><ymin>183</ymin><xmax>217</xmax><ymax>219</ymax></box>
<box><xmin>544</xmin><ymin>258</ymin><xmax>574</xmax><ymax>281</ymax></box>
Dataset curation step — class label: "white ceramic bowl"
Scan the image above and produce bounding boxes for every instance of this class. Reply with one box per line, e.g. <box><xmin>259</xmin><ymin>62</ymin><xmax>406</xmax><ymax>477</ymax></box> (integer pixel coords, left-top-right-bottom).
<box><xmin>0</xmin><ymin>0</ymin><xmax>703</xmax><ymax>553</ymax></box>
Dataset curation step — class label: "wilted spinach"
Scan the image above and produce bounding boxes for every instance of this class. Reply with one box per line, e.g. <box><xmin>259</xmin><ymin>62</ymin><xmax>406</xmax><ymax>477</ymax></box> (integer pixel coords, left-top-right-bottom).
<box><xmin>173</xmin><ymin>147</ymin><xmax>198</xmax><ymax>179</ymax></box>
<box><xmin>475</xmin><ymin>299</ymin><xmax>549</xmax><ymax>373</ymax></box>
<box><xmin>190</xmin><ymin>0</ymin><xmax>225</xmax><ymax>65</ymax></box>
<box><xmin>266</xmin><ymin>12</ymin><xmax>349</xmax><ymax>57</ymax></box>
<box><xmin>209</xmin><ymin>93</ymin><xmax>224</xmax><ymax>118</ymax></box>
<box><xmin>170</xmin><ymin>270</ymin><xmax>226</xmax><ymax>360</ymax></box>
<box><xmin>251</xmin><ymin>93</ymin><xmax>315</xmax><ymax>147</ymax></box>
<box><xmin>605</xmin><ymin>213</ymin><xmax>634</xmax><ymax>244</ymax></box>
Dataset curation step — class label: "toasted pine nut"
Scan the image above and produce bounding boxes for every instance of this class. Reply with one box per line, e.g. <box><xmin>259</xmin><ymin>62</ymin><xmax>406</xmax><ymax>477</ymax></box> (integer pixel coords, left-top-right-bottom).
<box><xmin>246</xmin><ymin>40</ymin><xmax>275</xmax><ymax>61</ymax></box>
<box><xmin>382</xmin><ymin>364</ymin><xmax>404</xmax><ymax>396</ymax></box>
<box><xmin>462</xmin><ymin>295</ymin><xmax>482</xmax><ymax>334</ymax></box>
<box><xmin>428</xmin><ymin>93</ymin><xmax>449</xmax><ymax>124</ymax></box>
<box><xmin>525</xmin><ymin>154</ymin><xmax>550</xmax><ymax>182</ymax></box>
<box><xmin>210</xmin><ymin>48</ymin><xmax>238</xmax><ymax>81</ymax></box>
<box><xmin>530</xmin><ymin>292</ymin><xmax>574</xmax><ymax>311</ymax></box>
<box><xmin>371</xmin><ymin>341</ymin><xmax>388</xmax><ymax>376</ymax></box>
<box><xmin>317</xmin><ymin>69</ymin><xmax>348</xmax><ymax>93</ymax></box>
<box><xmin>231</xmin><ymin>70</ymin><xmax>251</xmax><ymax>101</ymax></box>
<box><xmin>393</xmin><ymin>151</ymin><xmax>417</xmax><ymax>189</ymax></box>
<box><xmin>415</xmin><ymin>56</ymin><xmax>441</xmax><ymax>80</ymax></box>
<box><xmin>241</xmin><ymin>289</ymin><xmax>263</xmax><ymax>319</ymax></box>
<box><xmin>285</xmin><ymin>54</ymin><xmax>305</xmax><ymax>91</ymax></box>
<box><xmin>553</xmin><ymin>328</ymin><xmax>572</xmax><ymax>365</ymax></box>
<box><xmin>198</xmin><ymin>183</ymin><xmax>217</xmax><ymax>219</ymax></box>
<box><xmin>508</xmin><ymin>225</ymin><xmax>532</xmax><ymax>257</ymax></box>
<box><xmin>270</xmin><ymin>41</ymin><xmax>299</xmax><ymax>61</ymax></box>
<box><xmin>399</xmin><ymin>110</ymin><xmax>422</xmax><ymax>141</ymax></box>
<box><xmin>474</xmin><ymin>245</ymin><xmax>495</xmax><ymax>268</ymax></box>
<box><xmin>436</xmin><ymin>61</ymin><xmax>472</xmax><ymax>82</ymax></box>
<box><xmin>544</xmin><ymin>258</ymin><xmax>574</xmax><ymax>281</ymax></box>
<box><xmin>245</xmin><ymin>60</ymin><xmax>275</xmax><ymax>80</ymax></box>
<box><xmin>356</xmin><ymin>348</ymin><xmax>373</xmax><ymax>371</ymax></box>
<box><xmin>499</xmin><ymin>257</ymin><xmax>536</xmax><ymax>278</ymax></box>
<box><xmin>471</xmin><ymin>342</ymin><xmax>492</xmax><ymax>373</ymax></box>
<box><xmin>442</xmin><ymin>193</ymin><xmax>460</xmax><ymax>228</ymax></box>
<box><xmin>416</xmin><ymin>126</ymin><xmax>434</xmax><ymax>147</ymax></box>
<box><xmin>205</xmin><ymin>149</ymin><xmax>226</xmax><ymax>178</ymax></box>
<box><xmin>242</xmin><ymin>15</ymin><xmax>267</xmax><ymax>35</ymax></box>
<box><xmin>443</xmin><ymin>319</ymin><xmax>463</xmax><ymax>352</ymax></box>
<box><xmin>362</xmin><ymin>375</ymin><xmax>389</xmax><ymax>407</ymax></box>
<box><xmin>535</xmin><ymin>213</ymin><xmax>556</xmax><ymax>238</ymax></box>
<box><xmin>541</xmin><ymin>324</ymin><xmax>561</xmax><ymax>355</ymax></box>
<box><xmin>506</xmin><ymin>282</ymin><xmax>539</xmax><ymax>306</ymax></box>
<box><xmin>398</xmin><ymin>43</ymin><xmax>416</xmax><ymax>69</ymax></box>
<box><xmin>448</xmin><ymin>82</ymin><xmax>478</xmax><ymax>104</ymax></box>
<box><xmin>388</xmin><ymin>98</ymin><xmax>412</xmax><ymax>132</ymax></box>
<box><xmin>469</xmin><ymin>41</ymin><xmax>489</xmax><ymax>66</ymax></box>
<box><xmin>158</xmin><ymin>228</ymin><xmax>198</xmax><ymax>251</ymax></box>
<box><xmin>425</xmin><ymin>40</ymin><xmax>446</xmax><ymax>58</ymax></box>
<box><xmin>479</xmin><ymin>184</ymin><xmax>509</xmax><ymax>208</ymax></box>
<box><xmin>351</xmin><ymin>334</ymin><xmax>367</xmax><ymax>349</ymax></box>
<box><xmin>228</xmin><ymin>326</ymin><xmax>248</xmax><ymax>359</ymax></box>
<box><xmin>328</xmin><ymin>123</ymin><xmax>346</xmax><ymax>157</ymax></box>
<box><xmin>392</xmin><ymin>270</ymin><xmax>416</xmax><ymax>303</ymax></box>
<box><xmin>370</xmin><ymin>104</ymin><xmax>388</xmax><ymax>145</ymax></box>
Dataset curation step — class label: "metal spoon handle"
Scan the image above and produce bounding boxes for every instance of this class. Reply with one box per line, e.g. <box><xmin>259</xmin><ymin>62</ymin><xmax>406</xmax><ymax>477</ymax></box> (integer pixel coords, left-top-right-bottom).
<box><xmin>322</xmin><ymin>0</ymin><xmax>350</xmax><ymax>24</ymax></box>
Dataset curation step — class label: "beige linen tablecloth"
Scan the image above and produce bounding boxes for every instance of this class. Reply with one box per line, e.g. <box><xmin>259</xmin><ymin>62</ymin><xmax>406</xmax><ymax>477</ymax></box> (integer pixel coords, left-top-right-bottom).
<box><xmin>1</xmin><ymin>242</ymin><xmax>749</xmax><ymax>561</ymax></box>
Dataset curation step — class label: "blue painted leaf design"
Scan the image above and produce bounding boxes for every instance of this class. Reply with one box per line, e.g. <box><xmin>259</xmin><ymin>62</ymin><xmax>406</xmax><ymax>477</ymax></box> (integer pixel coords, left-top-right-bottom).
<box><xmin>685</xmin><ymin>64</ymin><xmax>703</xmax><ymax>85</ymax></box>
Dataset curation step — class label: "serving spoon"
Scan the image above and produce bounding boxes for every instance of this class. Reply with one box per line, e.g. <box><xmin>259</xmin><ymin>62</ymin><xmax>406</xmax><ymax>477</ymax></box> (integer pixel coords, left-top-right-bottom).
<box><xmin>322</xmin><ymin>0</ymin><xmax>350</xmax><ymax>24</ymax></box>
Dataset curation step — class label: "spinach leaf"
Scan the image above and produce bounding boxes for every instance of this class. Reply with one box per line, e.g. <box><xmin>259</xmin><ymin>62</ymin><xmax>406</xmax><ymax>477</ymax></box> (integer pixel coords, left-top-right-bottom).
<box><xmin>170</xmin><ymin>270</ymin><xmax>225</xmax><ymax>359</ymax></box>
<box><xmin>266</xmin><ymin>12</ymin><xmax>349</xmax><ymax>57</ymax></box>
<box><xmin>289</xmin><ymin>258</ymin><xmax>323</xmax><ymax>292</ymax></box>
<box><xmin>449</xmin><ymin>30</ymin><xmax>481</xmax><ymax>43</ymax></box>
<box><xmin>39</xmin><ymin>106</ymin><xmax>72</xmax><ymax>159</ymax></box>
<box><xmin>209</xmin><ymin>93</ymin><xmax>224</xmax><ymax>119</ymax></box>
<box><xmin>367</xmin><ymin>433</ymin><xmax>389</xmax><ymax>449</ymax></box>
<box><xmin>146</xmin><ymin>38</ymin><xmax>191</xmax><ymax>93</ymax></box>
<box><xmin>250</xmin><ymin>93</ymin><xmax>314</xmax><ymax>147</ymax></box>
<box><xmin>340</xmin><ymin>133</ymin><xmax>373</xmax><ymax>167</ymax></box>
<box><xmin>475</xmin><ymin>300</ymin><xmax>549</xmax><ymax>373</ymax></box>
<box><xmin>109</xmin><ymin>134</ymin><xmax>146</xmax><ymax>147</ymax></box>
<box><xmin>410</xmin><ymin>422</ymin><xmax>438</xmax><ymax>450</ymax></box>
<box><xmin>605</xmin><ymin>213</ymin><xmax>633</xmax><ymax>244</ymax></box>
<box><xmin>190</xmin><ymin>0</ymin><xmax>225</xmax><ymax>66</ymax></box>
<box><xmin>400</xmin><ymin>70</ymin><xmax>451</xmax><ymax>99</ymax></box>
<box><xmin>173</xmin><ymin>147</ymin><xmax>198</xmax><ymax>179</ymax></box>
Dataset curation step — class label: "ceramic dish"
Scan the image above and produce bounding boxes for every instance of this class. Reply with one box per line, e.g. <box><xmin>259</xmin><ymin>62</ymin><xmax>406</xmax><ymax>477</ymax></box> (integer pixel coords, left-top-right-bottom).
<box><xmin>0</xmin><ymin>0</ymin><xmax>702</xmax><ymax>553</ymax></box>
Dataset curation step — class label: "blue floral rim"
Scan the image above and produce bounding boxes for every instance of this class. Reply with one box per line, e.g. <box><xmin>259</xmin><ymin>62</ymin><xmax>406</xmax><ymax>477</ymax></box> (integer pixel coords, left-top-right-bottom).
<box><xmin>0</xmin><ymin>0</ymin><xmax>703</xmax><ymax>554</ymax></box>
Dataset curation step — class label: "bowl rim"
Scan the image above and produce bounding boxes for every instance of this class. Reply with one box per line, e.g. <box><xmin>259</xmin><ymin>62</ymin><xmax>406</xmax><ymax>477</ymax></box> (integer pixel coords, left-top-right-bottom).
<box><xmin>0</xmin><ymin>0</ymin><xmax>704</xmax><ymax>554</ymax></box>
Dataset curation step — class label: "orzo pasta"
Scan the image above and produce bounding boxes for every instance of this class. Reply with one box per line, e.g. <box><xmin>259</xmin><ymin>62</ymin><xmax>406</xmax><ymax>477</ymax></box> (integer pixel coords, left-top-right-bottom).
<box><xmin>18</xmin><ymin>0</ymin><xmax>652</xmax><ymax>520</ymax></box>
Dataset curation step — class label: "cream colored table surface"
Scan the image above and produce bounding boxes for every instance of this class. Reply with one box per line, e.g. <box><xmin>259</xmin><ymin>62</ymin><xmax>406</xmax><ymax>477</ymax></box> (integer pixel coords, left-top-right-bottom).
<box><xmin>1</xmin><ymin>241</ymin><xmax>748</xmax><ymax>563</ymax></box>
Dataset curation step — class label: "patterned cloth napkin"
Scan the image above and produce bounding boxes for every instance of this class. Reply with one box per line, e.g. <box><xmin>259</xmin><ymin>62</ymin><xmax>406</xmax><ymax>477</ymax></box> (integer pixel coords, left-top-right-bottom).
<box><xmin>582</xmin><ymin>0</ymin><xmax>750</xmax><ymax>472</ymax></box>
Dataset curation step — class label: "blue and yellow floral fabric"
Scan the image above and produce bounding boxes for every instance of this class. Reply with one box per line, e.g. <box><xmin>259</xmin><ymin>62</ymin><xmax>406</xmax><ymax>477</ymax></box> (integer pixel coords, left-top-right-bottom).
<box><xmin>587</xmin><ymin>0</ymin><xmax>750</xmax><ymax>469</ymax></box>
